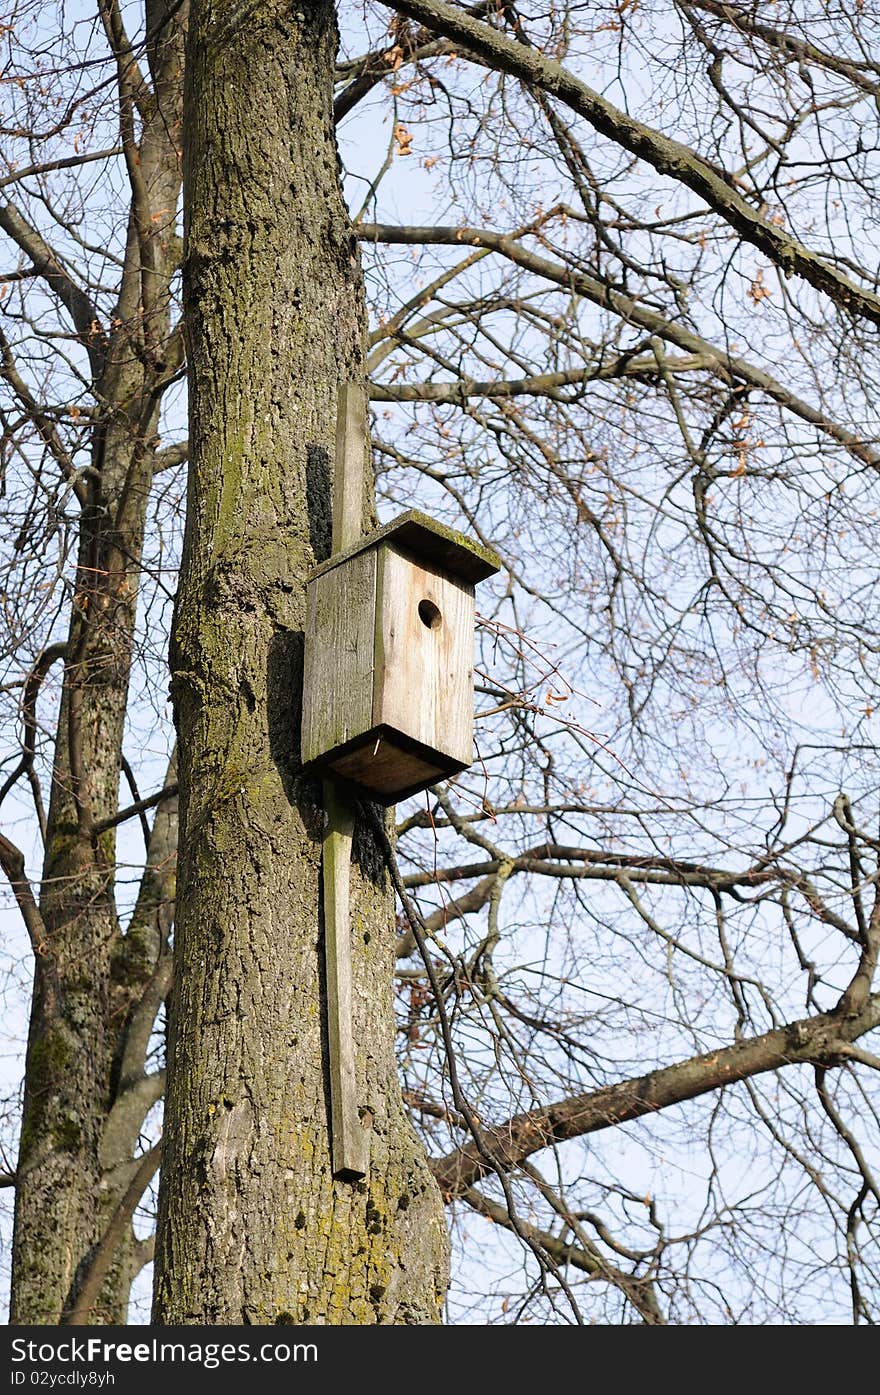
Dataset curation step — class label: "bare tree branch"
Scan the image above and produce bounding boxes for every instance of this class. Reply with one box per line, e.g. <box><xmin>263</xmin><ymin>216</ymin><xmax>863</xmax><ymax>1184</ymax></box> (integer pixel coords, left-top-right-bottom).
<box><xmin>385</xmin><ymin>0</ymin><xmax>880</xmax><ymax>325</ymax></box>
<box><xmin>0</xmin><ymin>202</ymin><xmax>105</xmax><ymax>376</ymax></box>
<box><xmin>0</xmin><ymin>831</ymin><xmax>51</xmax><ymax>966</ymax></box>
<box><xmin>460</xmin><ymin>1184</ymin><xmax>665</xmax><ymax>1323</ymax></box>
<box><xmin>432</xmin><ymin>994</ymin><xmax>880</xmax><ymax>1197</ymax></box>
<box><xmin>359</xmin><ymin>223</ymin><xmax>880</xmax><ymax>468</ymax></box>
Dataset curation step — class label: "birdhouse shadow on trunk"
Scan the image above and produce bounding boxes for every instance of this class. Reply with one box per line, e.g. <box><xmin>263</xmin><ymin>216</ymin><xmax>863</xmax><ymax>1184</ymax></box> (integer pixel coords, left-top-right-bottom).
<box><xmin>352</xmin><ymin>801</ymin><xmax>389</xmax><ymax>888</ymax></box>
<box><xmin>305</xmin><ymin>441</ymin><xmax>333</xmax><ymax>565</ymax></box>
<box><xmin>266</xmin><ymin>625</ymin><xmax>323</xmax><ymax>837</ymax></box>
<box><xmin>265</xmin><ymin>438</ymin><xmax>338</xmax><ymax>826</ymax></box>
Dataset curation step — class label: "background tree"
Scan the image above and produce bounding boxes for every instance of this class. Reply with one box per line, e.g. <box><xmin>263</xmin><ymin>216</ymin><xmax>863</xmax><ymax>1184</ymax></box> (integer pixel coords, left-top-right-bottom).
<box><xmin>1</xmin><ymin>0</ymin><xmax>879</xmax><ymax>1324</ymax></box>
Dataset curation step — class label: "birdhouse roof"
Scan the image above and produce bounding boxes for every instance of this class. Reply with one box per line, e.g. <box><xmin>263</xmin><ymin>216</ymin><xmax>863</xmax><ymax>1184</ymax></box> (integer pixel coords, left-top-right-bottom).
<box><xmin>309</xmin><ymin>509</ymin><xmax>501</xmax><ymax>584</ymax></box>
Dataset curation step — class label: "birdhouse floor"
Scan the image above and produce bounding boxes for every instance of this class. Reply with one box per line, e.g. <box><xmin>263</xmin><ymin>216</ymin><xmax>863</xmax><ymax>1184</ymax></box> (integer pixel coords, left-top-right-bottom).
<box><xmin>314</xmin><ymin>724</ymin><xmax>467</xmax><ymax>805</ymax></box>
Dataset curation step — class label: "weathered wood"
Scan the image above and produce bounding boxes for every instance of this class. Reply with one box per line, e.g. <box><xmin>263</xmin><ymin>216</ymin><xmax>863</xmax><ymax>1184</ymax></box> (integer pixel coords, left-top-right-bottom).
<box><xmin>374</xmin><ymin>544</ymin><xmax>474</xmax><ymax>766</ymax></box>
<box><xmin>322</xmin><ymin>780</ymin><xmax>369</xmax><ymax>1180</ymax></box>
<box><xmin>323</xmin><ymin>381</ymin><xmax>369</xmax><ymax>1180</ymax></box>
<box><xmin>332</xmin><ymin>381</ymin><xmax>366</xmax><ymax>554</ymax></box>
<box><xmin>302</xmin><ymin>538</ymin><xmax>480</xmax><ymax>799</ymax></box>
<box><xmin>328</xmin><ymin>731</ymin><xmax>447</xmax><ymax>802</ymax></box>
<box><xmin>302</xmin><ymin>548</ymin><xmax>376</xmax><ymax>767</ymax></box>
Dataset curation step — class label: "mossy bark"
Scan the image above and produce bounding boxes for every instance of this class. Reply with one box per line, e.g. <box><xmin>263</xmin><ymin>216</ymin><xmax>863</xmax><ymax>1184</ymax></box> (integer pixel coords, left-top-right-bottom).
<box><xmin>152</xmin><ymin>0</ymin><xmax>448</xmax><ymax>1323</ymax></box>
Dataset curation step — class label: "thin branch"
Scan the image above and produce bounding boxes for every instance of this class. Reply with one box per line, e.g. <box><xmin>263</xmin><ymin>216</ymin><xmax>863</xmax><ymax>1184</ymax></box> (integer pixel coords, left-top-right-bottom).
<box><xmin>120</xmin><ymin>754</ymin><xmax>152</xmax><ymax>850</ymax></box>
<box><xmin>838</xmin><ymin>1044</ymin><xmax>880</xmax><ymax>1072</ymax></box>
<box><xmin>0</xmin><ymin>148</ymin><xmax>122</xmax><ymax>192</ymax></box>
<box><xmin>0</xmin><ymin>202</ymin><xmax>105</xmax><ymax>376</ymax></box>
<box><xmin>402</xmin><ymin>842</ymin><xmax>776</xmax><ymax>893</ymax></box>
<box><xmin>460</xmin><ymin>1185</ymin><xmax>665</xmax><ymax>1324</ymax></box>
<box><xmin>370</xmin><ymin>357</ymin><xmax>706</xmax><ymax>402</ymax></box>
<box><xmin>0</xmin><ymin>643</ymin><xmax>67</xmax><ymax>816</ymax></box>
<box><xmin>0</xmin><ymin>830</ymin><xmax>51</xmax><ymax>965</ymax></box>
<box><xmin>680</xmin><ymin>0</ymin><xmax>880</xmax><ymax>99</ymax></box>
<box><xmin>91</xmin><ymin>783</ymin><xmax>179</xmax><ymax>836</ymax></box>
<box><xmin>153</xmin><ymin>438</ymin><xmax>189</xmax><ymax>473</ymax></box>
<box><xmin>814</xmin><ymin>1067</ymin><xmax>880</xmax><ymax>1208</ymax></box>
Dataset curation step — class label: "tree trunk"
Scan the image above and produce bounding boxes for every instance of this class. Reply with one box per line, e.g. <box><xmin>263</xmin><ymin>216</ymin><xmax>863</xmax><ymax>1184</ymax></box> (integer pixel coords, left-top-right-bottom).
<box><xmin>152</xmin><ymin>0</ymin><xmax>449</xmax><ymax>1323</ymax></box>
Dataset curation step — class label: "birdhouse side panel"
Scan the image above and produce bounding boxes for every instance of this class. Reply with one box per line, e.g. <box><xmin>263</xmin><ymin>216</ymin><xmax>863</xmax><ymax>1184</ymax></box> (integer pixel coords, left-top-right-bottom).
<box><xmin>373</xmin><ymin>544</ymin><xmax>475</xmax><ymax>767</ymax></box>
<box><xmin>301</xmin><ymin>549</ymin><xmax>377</xmax><ymax>766</ymax></box>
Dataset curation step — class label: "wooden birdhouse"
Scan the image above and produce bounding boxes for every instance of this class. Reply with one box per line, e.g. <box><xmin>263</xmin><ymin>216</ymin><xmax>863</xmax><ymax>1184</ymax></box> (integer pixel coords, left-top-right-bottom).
<box><xmin>302</xmin><ymin>509</ymin><xmax>500</xmax><ymax>803</ymax></box>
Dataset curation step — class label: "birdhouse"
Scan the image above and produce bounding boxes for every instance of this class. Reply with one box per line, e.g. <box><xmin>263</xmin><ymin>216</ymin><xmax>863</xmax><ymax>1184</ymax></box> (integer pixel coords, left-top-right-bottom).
<box><xmin>301</xmin><ymin>509</ymin><xmax>500</xmax><ymax>803</ymax></box>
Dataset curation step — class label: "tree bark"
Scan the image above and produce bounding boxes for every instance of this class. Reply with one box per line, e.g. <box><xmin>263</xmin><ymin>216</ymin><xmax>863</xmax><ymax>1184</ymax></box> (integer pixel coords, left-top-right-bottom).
<box><xmin>152</xmin><ymin>0</ymin><xmax>448</xmax><ymax>1323</ymax></box>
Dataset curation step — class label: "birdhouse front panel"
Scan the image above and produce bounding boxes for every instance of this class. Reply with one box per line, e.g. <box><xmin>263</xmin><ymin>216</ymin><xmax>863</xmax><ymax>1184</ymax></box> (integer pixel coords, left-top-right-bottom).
<box><xmin>374</xmin><ymin>543</ymin><xmax>474</xmax><ymax>767</ymax></box>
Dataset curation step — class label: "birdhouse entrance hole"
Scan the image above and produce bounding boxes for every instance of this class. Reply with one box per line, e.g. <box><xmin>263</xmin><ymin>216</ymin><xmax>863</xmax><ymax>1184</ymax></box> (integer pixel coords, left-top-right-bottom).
<box><xmin>418</xmin><ymin>598</ymin><xmax>442</xmax><ymax>630</ymax></box>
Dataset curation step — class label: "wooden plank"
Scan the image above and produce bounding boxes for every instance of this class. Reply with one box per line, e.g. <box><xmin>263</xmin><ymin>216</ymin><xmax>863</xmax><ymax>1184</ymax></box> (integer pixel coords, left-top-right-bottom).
<box><xmin>332</xmin><ymin>381</ymin><xmax>366</xmax><ymax>554</ymax></box>
<box><xmin>374</xmin><ymin>543</ymin><xmax>475</xmax><ymax>766</ymax></box>
<box><xmin>323</xmin><ymin>379</ymin><xmax>369</xmax><ymax>1181</ymax></box>
<box><xmin>301</xmin><ymin>549</ymin><xmax>376</xmax><ymax>766</ymax></box>
<box><xmin>322</xmin><ymin>779</ymin><xmax>368</xmax><ymax>1180</ymax></box>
